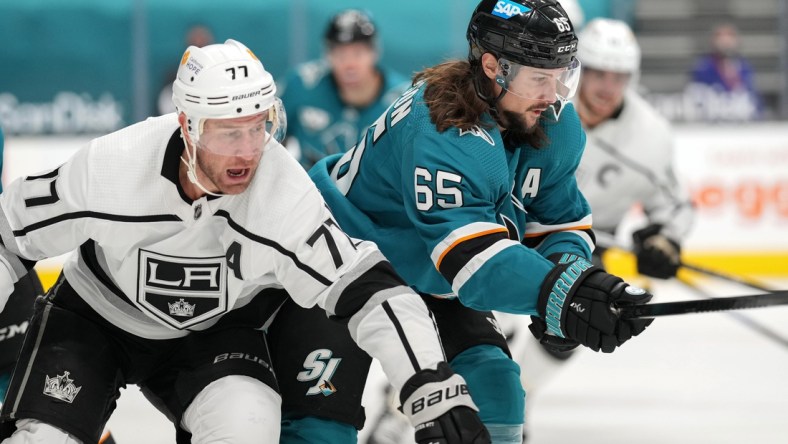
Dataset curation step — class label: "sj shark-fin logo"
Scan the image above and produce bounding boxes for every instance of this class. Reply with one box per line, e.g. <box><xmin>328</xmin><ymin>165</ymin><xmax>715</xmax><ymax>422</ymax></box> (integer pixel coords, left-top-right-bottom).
<box><xmin>492</xmin><ymin>0</ymin><xmax>531</xmax><ymax>19</ymax></box>
<box><xmin>459</xmin><ymin>125</ymin><xmax>494</xmax><ymax>146</ymax></box>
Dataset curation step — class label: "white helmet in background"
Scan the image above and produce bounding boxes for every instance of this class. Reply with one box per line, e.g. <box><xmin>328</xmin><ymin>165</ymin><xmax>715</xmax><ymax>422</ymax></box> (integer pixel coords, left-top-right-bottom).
<box><xmin>577</xmin><ymin>18</ymin><xmax>641</xmax><ymax>73</ymax></box>
<box><xmin>172</xmin><ymin>38</ymin><xmax>286</xmax><ymax>147</ymax></box>
<box><xmin>559</xmin><ymin>0</ymin><xmax>585</xmax><ymax>29</ymax></box>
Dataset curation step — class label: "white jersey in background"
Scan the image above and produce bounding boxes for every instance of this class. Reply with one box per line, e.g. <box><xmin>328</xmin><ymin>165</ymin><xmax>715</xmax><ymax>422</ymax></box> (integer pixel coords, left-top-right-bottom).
<box><xmin>575</xmin><ymin>90</ymin><xmax>694</xmax><ymax>241</ymax></box>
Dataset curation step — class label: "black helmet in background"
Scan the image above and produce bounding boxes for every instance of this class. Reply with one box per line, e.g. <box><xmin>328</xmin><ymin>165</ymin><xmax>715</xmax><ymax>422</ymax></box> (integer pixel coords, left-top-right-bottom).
<box><xmin>325</xmin><ymin>9</ymin><xmax>377</xmax><ymax>48</ymax></box>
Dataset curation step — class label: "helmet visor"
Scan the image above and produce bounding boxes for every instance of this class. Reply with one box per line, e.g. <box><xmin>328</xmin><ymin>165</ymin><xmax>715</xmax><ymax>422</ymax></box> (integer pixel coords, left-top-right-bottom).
<box><xmin>197</xmin><ymin>98</ymin><xmax>287</xmax><ymax>157</ymax></box>
<box><xmin>496</xmin><ymin>57</ymin><xmax>582</xmax><ymax>103</ymax></box>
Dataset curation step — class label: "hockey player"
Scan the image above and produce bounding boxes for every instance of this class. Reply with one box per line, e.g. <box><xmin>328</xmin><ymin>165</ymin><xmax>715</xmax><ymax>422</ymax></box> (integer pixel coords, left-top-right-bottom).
<box><xmin>279</xmin><ymin>9</ymin><xmax>410</xmax><ymax>169</ymax></box>
<box><xmin>305</xmin><ymin>1</ymin><xmax>655</xmax><ymax>443</ymax></box>
<box><xmin>512</xmin><ymin>18</ymin><xmax>696</xmax><ymax>438</ymax></box>
<box><xmin>573</xmin><ymin>18</ymin><xmax>695</xmax><ymax>274</ymax></box>
<box><xmin>0</xmin><ymin>39</ymin><xmax>488</xmax><ymax>444</ymax></box>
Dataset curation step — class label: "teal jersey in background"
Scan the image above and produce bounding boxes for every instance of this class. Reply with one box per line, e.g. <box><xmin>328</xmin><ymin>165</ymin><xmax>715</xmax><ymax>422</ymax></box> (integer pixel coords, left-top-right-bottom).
<box><xmin>310</xmin><ymin>81</ymin><xmax>594</xmax><ymax>315</ymax></box>
<box><xmin>279</xmin><ymin>61</ymin><xmax>409</xmax><ymax>169</ymax></box>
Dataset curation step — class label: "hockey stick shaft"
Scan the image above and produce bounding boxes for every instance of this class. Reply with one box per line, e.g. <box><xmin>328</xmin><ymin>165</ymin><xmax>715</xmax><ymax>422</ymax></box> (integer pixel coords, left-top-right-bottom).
<box><xmin>619</xmin><ymin>290</ymin><xmax>788</xmax><ymax>319</ymax></box>
<box><xmin>679</xmin><ymin>262</ymin><xmax>775</xmax><ymax>293</ymax></box>
<box><xmin>594</xmin><ymin>231</ymin><xmax>777</xmax><ymax>293</ymax></box>
<box><xmin>676</xmin><ymin>277</ymin><xmax>788</xmax><ymax>349</ymax></box>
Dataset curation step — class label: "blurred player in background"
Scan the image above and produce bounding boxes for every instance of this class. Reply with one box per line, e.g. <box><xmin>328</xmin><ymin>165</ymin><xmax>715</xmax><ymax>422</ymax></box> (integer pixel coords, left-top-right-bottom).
<box><xmin>510</xmin><ymin>18</ymin><xmax>696</xmax><ymax>439</ymax></box>
<box><xmin>307</xmin><ymin>1</ymin><xmax>655</xmax><ymax>443</ymax></box>
<box><xmin>0</xmin><ymin>39</ymin><xmax>487</xmax><ymax>444</ymax></box>
<box><xmin>573</xmin><ymin>18</ymin><xmax>695</xmax><ymax>272</ymax></box>
<box><xmin>157</xmin><ymin>24</ymin><xmax>215</xmax><ymax>115</ymax></box>
<box><xmin>279</xmin><ymin>9</ymin><xmax>409</xmax><ymax>169</ymax></box>
<box><xmin>556</xmin><ymin>0</ymin><xmax>584</xmax><ymax>28</ymax></box>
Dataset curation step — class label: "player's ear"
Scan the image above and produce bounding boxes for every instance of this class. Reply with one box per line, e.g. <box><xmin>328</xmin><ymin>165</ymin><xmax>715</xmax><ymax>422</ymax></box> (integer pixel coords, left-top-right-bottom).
<box><xmin>177</xmin><ymin>112</ymin><xmax>188</xmax><ymax>129</ymax></box>
<box><xmin>177</xmin><ymin>113</ymin><xmax>192</xmax><ymax>144</ymax></box>
<box><xmin>481</xmin><ymin>53</ymin><xmax>499</xmax><ymax>80</ymax></box>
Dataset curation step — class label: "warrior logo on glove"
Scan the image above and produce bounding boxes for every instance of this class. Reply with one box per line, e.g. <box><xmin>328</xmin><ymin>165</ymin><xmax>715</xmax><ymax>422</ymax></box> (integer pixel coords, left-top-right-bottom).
<box><xmin>532</xmin><ymin>253</ymin><xmax>654</xmax><ymax>353</ymax></box>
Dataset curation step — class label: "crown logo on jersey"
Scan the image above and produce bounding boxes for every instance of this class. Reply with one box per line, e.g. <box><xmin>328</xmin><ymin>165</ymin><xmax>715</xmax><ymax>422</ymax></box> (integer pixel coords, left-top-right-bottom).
<box><xmin>168</xmin><ymin>298</ymin><xmax>196</xmax><ymax>317</ymax></box>
<box><xmin>43</xmin><ymin>371</ymin><xmax>82</xmax><ymax>403</ymax></box>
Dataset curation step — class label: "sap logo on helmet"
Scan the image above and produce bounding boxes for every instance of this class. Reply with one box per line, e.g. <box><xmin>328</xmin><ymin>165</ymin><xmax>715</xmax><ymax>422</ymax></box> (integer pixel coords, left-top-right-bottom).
<box><xmin>492</xmin><ymin>0</ymin><xmax>531</xmax><ymax>19</ymax></box>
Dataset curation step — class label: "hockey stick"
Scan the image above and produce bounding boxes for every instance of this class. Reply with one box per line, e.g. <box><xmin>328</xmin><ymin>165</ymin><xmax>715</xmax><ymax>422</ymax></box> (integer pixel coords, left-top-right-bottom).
<box><xmin>676</xmin><ymin>276</ymin><xmax>788</xmax><ymax>349</ymax></box>
<box><xmin>679</xmin><ymin>262</ymin><xmax>776</xmax><ymax>293</ymax></box>
<box><xmin>593</xmin><ymin>230</ymin><xmax>777</xmax><ymax>293</ymax></box>
<box><xmin>619</xmin><ymin>290</ymin><xmax>788</xmax><ymax>319</ymax></box>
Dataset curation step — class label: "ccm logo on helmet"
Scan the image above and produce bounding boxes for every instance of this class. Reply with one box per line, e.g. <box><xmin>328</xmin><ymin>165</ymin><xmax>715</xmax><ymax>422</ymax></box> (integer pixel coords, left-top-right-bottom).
<box><xmin>492</xmin><ymin>0</ymin><xmax>531</xmax><ymax>19</ymax></box>
<box><xmin>557</xmin><ymin>43</ymin><xmax>577</xmax><ymax>53</ymax></box>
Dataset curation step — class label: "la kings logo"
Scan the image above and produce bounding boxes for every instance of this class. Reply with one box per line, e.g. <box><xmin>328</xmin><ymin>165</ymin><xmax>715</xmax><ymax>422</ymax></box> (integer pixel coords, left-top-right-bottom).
<box><xmin>137</xmin><ymin>250</ymin><xmax>228</xmax><ymax>329</ymax></box>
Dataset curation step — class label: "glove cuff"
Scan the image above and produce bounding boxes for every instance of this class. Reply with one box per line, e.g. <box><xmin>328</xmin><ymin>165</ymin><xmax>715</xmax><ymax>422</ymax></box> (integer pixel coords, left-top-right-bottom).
<box><xmin>538</xmin><ymin>253</ymin><xmax>599</xmax><ymax>339</ymax></box>
<box><xmin>399</xmin><ymin>363</ymin><xmax>479</xmax><ymax>427</ymax></box>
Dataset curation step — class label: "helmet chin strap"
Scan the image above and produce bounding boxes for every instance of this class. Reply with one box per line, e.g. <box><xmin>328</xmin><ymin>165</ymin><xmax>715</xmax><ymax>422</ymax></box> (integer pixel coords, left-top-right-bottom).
<box><xmin>473</xmin><ymin>75</ymin><xmax>506</xmax><ymax>128</ymax></box>
<box><xmin>472</xmin><ymin>66</ymin><xmax>508</xmax><ymax>126</ymax></box>
<box><xmin>179</xmin><ymin>131</ymin><xmax>223</xmax><ymax>197</ymax></box>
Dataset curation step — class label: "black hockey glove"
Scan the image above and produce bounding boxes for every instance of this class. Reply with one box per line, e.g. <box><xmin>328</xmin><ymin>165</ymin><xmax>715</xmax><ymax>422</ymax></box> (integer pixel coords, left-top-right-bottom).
<box><xmin>531</xmin><ymin>253</ymin><xmax>654</xmax><ymax>353</ymax></box>
<box><xmin>399</xmin><ymin>362</ymin><xmax>490</xmax><ymax>444</ymax></box>
<box><xmin>632</xmin><ymin>224</ymin><xmax>681</xmax><ymax>279</ymax></box>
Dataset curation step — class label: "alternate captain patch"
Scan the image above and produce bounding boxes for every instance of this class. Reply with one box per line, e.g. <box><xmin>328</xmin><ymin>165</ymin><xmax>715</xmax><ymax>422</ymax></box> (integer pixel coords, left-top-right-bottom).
<box><xmin>137</xmin><ymin>249</ymin><xmax>228</xmax><ymax>329</ymax></box>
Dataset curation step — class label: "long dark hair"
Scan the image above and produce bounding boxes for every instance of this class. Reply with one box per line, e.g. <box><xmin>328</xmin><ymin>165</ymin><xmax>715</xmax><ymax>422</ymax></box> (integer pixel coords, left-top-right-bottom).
<box><xmin>413</xmin><ymin>59</ymin><xmax>547</xmax><ymax>148</ymax></box>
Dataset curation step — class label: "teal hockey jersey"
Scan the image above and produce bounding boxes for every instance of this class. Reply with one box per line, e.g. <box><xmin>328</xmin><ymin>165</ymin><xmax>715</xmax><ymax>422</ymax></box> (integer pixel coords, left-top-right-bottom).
<box><xmin>279</xmin><ymin>60</ymin><xmax>409</xmax><ymax>169</ymax></box>
<box><xmin>309</xmin><ymin>81</ymin><xmax>594</xmax><ymax>315</ymax></box>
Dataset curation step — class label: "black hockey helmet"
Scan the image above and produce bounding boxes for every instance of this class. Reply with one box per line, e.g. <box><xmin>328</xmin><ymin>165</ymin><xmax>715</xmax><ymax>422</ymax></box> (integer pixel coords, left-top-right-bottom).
<box><xmin>467</xmin><ymin>0</ymin><xmax>578</xmax><ymax>69</ymax></box>
<box><xmin>325</xmin><ymin>9</ymin><xmax>377</xmax><ymax>48</ymax></box>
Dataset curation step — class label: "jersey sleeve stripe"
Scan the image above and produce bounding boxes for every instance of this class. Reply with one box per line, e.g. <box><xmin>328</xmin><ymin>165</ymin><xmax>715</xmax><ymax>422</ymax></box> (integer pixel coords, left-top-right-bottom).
<box><xmin>523</xmin><ymin>224</ymin><xmax>592</xmax><ymax>238</ymax></box>
<box><xmin>326</xmin><ymin>258</ymin><xmax>405</xmax><ymax>320</ymax></box>
<box><xmin>346</xmin><ymin>285</ymin><xmax>417</xmax><ymax>343</ymax></box>
<box><xmin>431</xmin><ymin>222</ymin><xmax>510</xmax><ymax>268</ymax></box>
<box><xmin>9</xmin><ymin>211</ymin><xmax>182</xmax><ymax>237</ymax></box>
<box><xmin>450</xmin><ymin>239</ymin><xmax>521</xmax><ymax>294</ymax></box>
<box><xmin>215</xmin><ymin>210</ymin><xmax>333</xmax><ymax>286</ymax></box>
<box><xmin>523</xmin><ymin>228</ymin><xmax>595</xmax><ymax>252</ymax></box>
<box><xmin>437</xmin><ymin>230</ymin><xmax>511</xmax><ymax>284</ymax></box>
<box><xmin>381</xmin><ymin>300</ymin><xmax>422</xmax><ymax>372</ymax></box>
<box><xmin>523</xmin><ymin>215</ymin><xmax>593</xmax><ymax>236</ymax></box>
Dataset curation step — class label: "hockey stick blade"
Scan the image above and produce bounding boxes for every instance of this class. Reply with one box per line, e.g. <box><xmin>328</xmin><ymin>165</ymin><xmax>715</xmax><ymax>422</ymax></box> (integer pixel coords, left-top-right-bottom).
<box><xmin>619</xmin><ymin>290</ymin><xmax>788</xmax><ymax>319</ymax></box>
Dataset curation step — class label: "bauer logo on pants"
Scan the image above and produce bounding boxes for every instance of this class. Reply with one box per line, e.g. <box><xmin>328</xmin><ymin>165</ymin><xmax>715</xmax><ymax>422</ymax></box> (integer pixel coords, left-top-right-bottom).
<box><xmin>137</xmin><ymin>250</ymin><xmax>229</xmax><ymax>329</ymax></box>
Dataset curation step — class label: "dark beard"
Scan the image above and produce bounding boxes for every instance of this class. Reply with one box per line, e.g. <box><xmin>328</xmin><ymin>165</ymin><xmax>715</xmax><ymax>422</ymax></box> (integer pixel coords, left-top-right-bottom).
<box><xmin>498</xmin><ymin>109</ymin><xmax>537</xmax><ymax>148</ymax></box>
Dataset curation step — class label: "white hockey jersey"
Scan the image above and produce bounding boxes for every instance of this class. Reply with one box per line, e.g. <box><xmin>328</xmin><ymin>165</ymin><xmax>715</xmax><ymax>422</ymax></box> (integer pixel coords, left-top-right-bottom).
<box><xmin>575</xmin><ymin>90</ymin><xmax>694</xmax><ymax>241</ymax></box>
<box><xmin>0</xmin><ymin>114</ymin><xmax>444</xmax><ymax>389</ymax></box>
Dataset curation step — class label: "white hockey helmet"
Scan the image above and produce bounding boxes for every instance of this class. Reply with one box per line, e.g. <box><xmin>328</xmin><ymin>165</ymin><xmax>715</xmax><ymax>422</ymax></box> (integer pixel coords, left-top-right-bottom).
<box><xmin>172</xmin><ymin>39</ymin><xmax>285</xmax><ymax>147</ymax></box>
<box><xmin>577</xmin><ymin>18</ymin><xmax>641</xmax><ymax>73</ymax></box>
